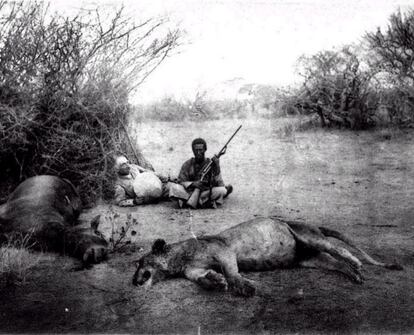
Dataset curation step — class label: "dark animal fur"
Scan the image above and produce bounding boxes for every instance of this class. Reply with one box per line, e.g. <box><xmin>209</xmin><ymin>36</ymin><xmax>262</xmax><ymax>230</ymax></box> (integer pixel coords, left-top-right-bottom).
<box><xmin>0</xmin><ymin>175</ymin><xmax>108</xmax><ymax>263</ymax></box>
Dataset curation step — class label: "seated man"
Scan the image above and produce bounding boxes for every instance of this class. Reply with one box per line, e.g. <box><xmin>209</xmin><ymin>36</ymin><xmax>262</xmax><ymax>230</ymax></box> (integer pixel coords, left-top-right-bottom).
<box><xmin>169</xmin><ymin>138</ymin><xmax>233</xmax><ymax>209</ymax></box>
<box><xmin>113</xmin><ymin>155</ymin><xmax>170</xmax><ymax>207</ymax></box>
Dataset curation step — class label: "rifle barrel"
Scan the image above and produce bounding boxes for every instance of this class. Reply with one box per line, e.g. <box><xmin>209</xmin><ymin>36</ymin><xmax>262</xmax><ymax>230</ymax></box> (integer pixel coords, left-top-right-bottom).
<box><xmin>200</xmin><ymin>125</ymin><xmax>242</xmax><ymax>179</ymax></box>
<box><xmin>220</xmin><ymin>125</ymin><xmax>242</xmax><ymax>153</ymax></box>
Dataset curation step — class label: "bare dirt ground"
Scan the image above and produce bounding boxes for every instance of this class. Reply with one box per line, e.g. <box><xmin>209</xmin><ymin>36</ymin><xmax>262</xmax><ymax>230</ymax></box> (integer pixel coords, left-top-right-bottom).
<box><xmin>1</xmin><ymin>118</ymin><xmax>413</xmax><ymax>334</ymax></box>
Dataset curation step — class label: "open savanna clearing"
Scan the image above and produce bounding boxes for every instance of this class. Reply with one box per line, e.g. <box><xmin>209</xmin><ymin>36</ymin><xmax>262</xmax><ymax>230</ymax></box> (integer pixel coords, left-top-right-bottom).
<box><xmin>1</xmin><ymin>118</ymin><xmax>413</xmax><ymax>334</ymax></box>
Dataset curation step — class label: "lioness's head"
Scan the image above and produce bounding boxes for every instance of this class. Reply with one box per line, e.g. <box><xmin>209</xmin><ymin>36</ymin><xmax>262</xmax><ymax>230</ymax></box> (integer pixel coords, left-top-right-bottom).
<box><xmin>132</xmin><ymin>239</ymin><xmax>170</xmax><ymax>287</ymax></box>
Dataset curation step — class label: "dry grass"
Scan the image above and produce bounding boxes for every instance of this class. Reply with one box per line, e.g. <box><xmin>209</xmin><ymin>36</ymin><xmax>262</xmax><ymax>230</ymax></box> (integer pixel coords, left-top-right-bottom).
<box><xmin>1</xmin><ymin>119</ymin><xmax>414</xmax><ymax>333</ymax></box>
<box><xmin>0</xmin><ymin>235</ymin><xmax>50</xmax><ymax>286</ymax></box>
<box><xmin>0</xmin><ymin>246</ymin><xmax>35</xmax><ymax>285</ymax></box>
<box><xmin>272</xmin><ymin>114</ymin><xmax>321</xmax><ymax>140</ymax></box>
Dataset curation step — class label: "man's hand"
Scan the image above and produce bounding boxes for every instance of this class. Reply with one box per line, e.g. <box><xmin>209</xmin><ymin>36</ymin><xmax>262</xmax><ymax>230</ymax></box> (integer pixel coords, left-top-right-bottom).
<box><xmin>212</xmin><ymin>155</ymin><xmax>220</xmax><ymax>164</ymax></box>
<box><xmin>157</xmin><ymin>174</ymin><xmax>169</xmax><ymax>183</ymax></box>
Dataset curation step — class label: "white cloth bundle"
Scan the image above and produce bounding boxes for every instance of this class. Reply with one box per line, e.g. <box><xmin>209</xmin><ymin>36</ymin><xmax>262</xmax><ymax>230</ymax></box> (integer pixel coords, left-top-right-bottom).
<box><xmin>132</xmin><ymin>171</ymin><xmax>162</xmax><ymax>198</ymax></box>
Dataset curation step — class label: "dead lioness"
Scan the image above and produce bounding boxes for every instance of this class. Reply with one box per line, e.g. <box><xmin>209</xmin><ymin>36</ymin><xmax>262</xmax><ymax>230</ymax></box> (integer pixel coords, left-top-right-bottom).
<box><xmin>132</xmin><ymin>217</ymin><xmax>402</xmax><ymax>296</ymax></box>
<box><xmin>0</xmin><ymin>175</ymin><xmax>108</xmax><ymax>264</ymax></box>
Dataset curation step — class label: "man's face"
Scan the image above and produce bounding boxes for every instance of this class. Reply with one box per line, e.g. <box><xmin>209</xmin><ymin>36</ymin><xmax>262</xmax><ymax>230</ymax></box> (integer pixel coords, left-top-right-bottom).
<box><xmin>192</xmin><ymin>143</ymin><xmax>206</xmax><ymax>162</ymax></box>
<box><xmin>118</xmin><ymin>162</ymin><xmax>131</xmax><ymax>176</ymax></box>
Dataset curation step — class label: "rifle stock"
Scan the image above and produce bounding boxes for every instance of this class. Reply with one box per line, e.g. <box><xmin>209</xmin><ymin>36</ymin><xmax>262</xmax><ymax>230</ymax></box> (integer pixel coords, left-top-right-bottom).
<box><xmin>186</xmin><ymin>188</ymin><xmax>201</xmax><ymax>208</ymax></box>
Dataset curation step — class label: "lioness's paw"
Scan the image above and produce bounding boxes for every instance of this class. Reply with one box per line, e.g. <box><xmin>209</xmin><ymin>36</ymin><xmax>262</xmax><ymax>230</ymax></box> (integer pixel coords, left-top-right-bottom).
<box><xmin>348</xmin><ymin>267</ymin><xmax>364</xmax><ymax>284</ymax></box>
<box><xmin>83</xmin><ymin>245</ymin><xmax>108</xmax><ymax>264</ymax></box>
<box><xmin>353</xmin><ymin>271</ymin><xmax>364</xmax><ymax>284</ymax></box>
<box><xmin>205</xmin><ymin>271</ymin><xmax>228</xmax><ymax>291</ymax></box>
<box><xmin>232</xmin><ymin>278</ymin><xmax>256</xmax><ymax>297</ymax></box>
<box><xmin>197</xmin><ymin>271</ymin><xmax>228</xmax><ymax>291</ymax></box>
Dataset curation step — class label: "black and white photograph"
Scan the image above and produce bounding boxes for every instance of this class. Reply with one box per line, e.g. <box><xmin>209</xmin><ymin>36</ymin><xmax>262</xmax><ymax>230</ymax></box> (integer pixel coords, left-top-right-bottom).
<box><xmin>0</xmin><ymin>0</ymin><xmax>413</xmax><ymax>333</ymax></box>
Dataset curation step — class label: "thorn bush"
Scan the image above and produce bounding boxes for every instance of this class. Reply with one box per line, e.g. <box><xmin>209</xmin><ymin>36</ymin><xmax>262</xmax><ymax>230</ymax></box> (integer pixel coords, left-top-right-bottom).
<box><xmin>0</xmin><ymin>1</ymin><xmax>181</xmax><ymax>205</ymax></box>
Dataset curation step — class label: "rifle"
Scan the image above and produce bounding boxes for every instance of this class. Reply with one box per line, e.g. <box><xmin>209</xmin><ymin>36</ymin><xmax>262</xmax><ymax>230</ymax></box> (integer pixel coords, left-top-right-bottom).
<box><xmin>186</xmin><ymin>125</ymin><xmax>242</xmax><ymax>208</ymax></box>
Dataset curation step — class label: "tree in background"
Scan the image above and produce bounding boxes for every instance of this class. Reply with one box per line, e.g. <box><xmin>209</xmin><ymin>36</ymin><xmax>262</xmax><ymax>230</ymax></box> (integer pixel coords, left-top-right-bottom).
<box><xmin>365</xmin><ymin>9</ymin><xmax>414</xmax><ymax>124</ymax></box>
<box><xmin>0</xmin><ymin>1</ymin><xmax>181</xmax><ymax>204</ymax></box>
<box><xmin>292</xmin><ymin>45</ymin><xmax>378</xmax><ymax>129</ymax></box>
<box><xmin>238</xmin><ymin>84</ymin><xmax>280</xmax><ymax>117</ymax></box>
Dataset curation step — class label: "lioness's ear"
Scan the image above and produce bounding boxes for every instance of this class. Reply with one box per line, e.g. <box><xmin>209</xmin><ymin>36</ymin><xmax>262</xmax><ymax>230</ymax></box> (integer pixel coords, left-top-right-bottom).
<box><xmin>90</xmin><ymin>215</ymin><xmax>101</xmax><ymax>231</ymax></box>
<box><xmin>152</xmin><ymin>239</ymin><xmax>168</xmax><ymax>254</ymax></box>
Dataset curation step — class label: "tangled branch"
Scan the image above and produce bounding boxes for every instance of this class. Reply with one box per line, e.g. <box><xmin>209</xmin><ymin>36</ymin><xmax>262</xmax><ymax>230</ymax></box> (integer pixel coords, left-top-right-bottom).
<box><xmin>0</xmin><ymin>1</ymin><xmax>182</xmax><ymax>204</ymax></box>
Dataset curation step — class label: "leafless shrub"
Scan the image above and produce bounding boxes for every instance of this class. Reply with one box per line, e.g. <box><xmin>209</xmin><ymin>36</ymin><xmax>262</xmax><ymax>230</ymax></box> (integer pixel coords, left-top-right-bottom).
<box><xmin>281</xmin><ymin>8</ymin><xmax>414</xmax><ymax>130</ymax></box>
<box><xmin>0</xmin><ymin>1</ymin><xmax>181</xmax><ymax>204</ymax></box>
<box><xmin>103</xmin><ymin>207</ymin><xmax>138</xmax><ymax>253</ymax></box>
<box><xmin>291</xmin><ymin>45</ymin><xmax>380</xmax><ymax>130</ymax></box>
<box><xmin>364</xmin><ymin>9</ymin><xmax>414</xmax><ymax>126</ymax></box>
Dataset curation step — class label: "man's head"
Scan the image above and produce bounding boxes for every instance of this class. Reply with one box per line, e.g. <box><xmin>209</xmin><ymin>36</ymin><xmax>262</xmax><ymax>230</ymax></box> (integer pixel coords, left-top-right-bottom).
<box><xmin>115</xmin><ymin>155</ymin><xmax>130</xmax><ymax>176</ymax></box>
<box><xmin>192</xmin><ymin>138</ymin><xmax>207</xmax><ymax>162</ymax></box>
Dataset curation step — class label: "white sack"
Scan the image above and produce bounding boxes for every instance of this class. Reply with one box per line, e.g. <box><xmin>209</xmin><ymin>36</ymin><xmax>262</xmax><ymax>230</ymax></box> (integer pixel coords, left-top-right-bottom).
<box><xmin>132</xmin><ymin>171</ymin><xmax>162</xmax><ymax>198</ymax></box>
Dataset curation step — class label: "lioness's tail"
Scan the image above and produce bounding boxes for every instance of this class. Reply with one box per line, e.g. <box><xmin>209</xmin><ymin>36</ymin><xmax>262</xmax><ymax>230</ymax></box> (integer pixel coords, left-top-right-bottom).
<box><xmin>319</xmin><ymin>227</ymin><xmax>403</xmax><ymax>270</ymax></box>
<box><xmin>0</xmin><ymin>203</ymin><xmax>7</xmax><ymax>224</ymax></box>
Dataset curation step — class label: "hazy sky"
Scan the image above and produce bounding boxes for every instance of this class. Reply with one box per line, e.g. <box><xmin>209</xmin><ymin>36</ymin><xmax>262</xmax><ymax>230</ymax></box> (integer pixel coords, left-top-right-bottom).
<box><xmin>53</xmin><ymin>0</ymin><xmax>414</xmax><ymax>102</ymax></box>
